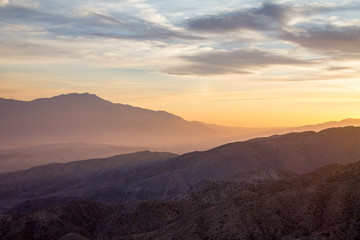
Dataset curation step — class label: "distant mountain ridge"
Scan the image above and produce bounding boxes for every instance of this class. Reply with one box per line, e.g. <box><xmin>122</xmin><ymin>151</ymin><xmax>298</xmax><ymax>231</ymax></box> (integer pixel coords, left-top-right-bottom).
<box><xmin>280</xmin><ymin>118</ymin><xmax>360</xmax><ymax>134</ymax></box>
<box><xmin>0</xmin><ymin>93</ymin><xmax>269</xmax><ymax>152</ymax></box>
<box><xmin>1</xmin><ymin>93</ymin><xmax>360</xmax><ymax>151</ymax></box>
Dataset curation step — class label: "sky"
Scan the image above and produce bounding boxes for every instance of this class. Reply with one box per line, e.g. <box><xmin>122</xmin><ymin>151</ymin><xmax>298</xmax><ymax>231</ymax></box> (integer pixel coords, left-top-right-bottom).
<box><xmin>1</xmin><ymin>0</ymin><xmax>360</xmax><ymax>127</ymax></box>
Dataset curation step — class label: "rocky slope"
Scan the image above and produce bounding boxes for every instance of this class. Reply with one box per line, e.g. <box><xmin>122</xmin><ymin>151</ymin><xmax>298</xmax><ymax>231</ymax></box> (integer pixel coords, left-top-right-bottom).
<box><xmin>1</xmin><ymin>161</ymin><xmax>359</xmax><ymax>239</ymax></box>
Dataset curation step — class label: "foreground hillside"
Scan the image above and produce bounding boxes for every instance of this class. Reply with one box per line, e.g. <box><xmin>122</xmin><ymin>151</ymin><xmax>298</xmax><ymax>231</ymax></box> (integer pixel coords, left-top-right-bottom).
<box><xmin>1</xmin><ymin>160</ymin><xmax>359</xmax><ymax>239</ymax></box>
<box><xmin>1</xmin><ymin>127</ymin><xmax>360</xmax><ymax>211</ymax></box>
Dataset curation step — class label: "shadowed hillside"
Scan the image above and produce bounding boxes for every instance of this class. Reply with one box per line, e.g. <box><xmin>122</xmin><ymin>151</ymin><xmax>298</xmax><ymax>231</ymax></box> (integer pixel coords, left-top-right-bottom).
<box><xmin>1</xmin><ymin>160</ymin><xmax>359</xmax><ymax>239</ymax></box>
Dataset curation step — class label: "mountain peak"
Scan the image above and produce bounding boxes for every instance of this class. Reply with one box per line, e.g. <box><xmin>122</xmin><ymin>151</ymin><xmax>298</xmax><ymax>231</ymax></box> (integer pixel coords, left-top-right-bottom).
<box><xmin>51</xmin><ymin>92</ymin><xmax>104</xmax><ymax>100</ymax></box>
<box><xmin>32</xmin><ymin>92</ymin><xmax>110</xmax><ymax>104</ymax></box>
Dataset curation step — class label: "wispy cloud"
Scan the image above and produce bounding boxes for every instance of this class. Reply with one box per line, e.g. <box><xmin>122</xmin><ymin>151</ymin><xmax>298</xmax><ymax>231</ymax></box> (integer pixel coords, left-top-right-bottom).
<box><xmin>0</xmin><ymin>4</ymin><xmax>201</xmax><ymax>42</ymax></box>
<box><xmin>166</xmin><ymin>48</ymin><xmax>309</xmax><ymax>76</ymax></box>
<box><xmin>186</xmin><ymin>3</ymin><xmax>290</xmax><ymax>33</ymax></box>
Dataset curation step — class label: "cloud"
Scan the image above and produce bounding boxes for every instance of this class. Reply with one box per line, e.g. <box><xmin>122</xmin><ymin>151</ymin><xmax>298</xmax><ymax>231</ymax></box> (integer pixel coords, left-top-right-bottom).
<box><xmin>165</xmin><ymin>48</ymin><xmax>308</xmax><ymax>75</ymax></box>
<box><xmin>184</xmin><ymin>1</ymin><xmax>360</xmax><ymax>61</ymax></box>
<box><xmin>295</xmin><ymin>2</ymin><xmax>360</xmax><ymax>15</ymax></box>
<box><xmin>0</xmin><ymin>0</ymin><xmax>8</xmax><ymax>7</ymax></box>
<box><xmin>185</xmin><ymin>2</ymin><xmax>360</xmax><ymax>37</ymax></box>
<box><xmin>125</xmin><ymin>0</ymin><xmax>173</xmax><ymax>27</ymax></box>
<box><xmin>281</xmin><ymin>24</ymin><xmax>360</xmax><ymax>57</ymax></box>
<box><xmin>93</xmin><ymin>31</ymin><xmax>203</xmax><ymax>41</ymax></box>
<box><xmin>0</xmin><ymin>5</ymin><xmax>201</xmax><ymax>42</ymax></box>
<box><xmin>1</xmin><ymin>0</ymin><xmax>359</xmax><ymax>80</ymax></box>
<box><xmin>186</xmin><ymin>3</ymin><xmax>290</xmax><ymax>33</ymax></box>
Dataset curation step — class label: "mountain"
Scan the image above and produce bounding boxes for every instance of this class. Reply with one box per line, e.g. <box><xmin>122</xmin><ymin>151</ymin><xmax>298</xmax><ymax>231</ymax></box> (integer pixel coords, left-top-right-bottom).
<box><xmin>0</xmin><ymin>93</ymin><xmax>271</xmax><ymax>153</ymax></box>
<box><xmin>1</xmin><ymin>93</ymin><xmax>360</xmax><ymax>151</ymax></box>
<box><xmin>1</xmin><ymin>160</ymin><xmax>359</xmax><ymax>239</ymax></box>
<box><xmin>278</xmin><ymin>118</ymin><xmax>360</xmax><ymax>134</ymax></box>
<box><xmin>1</xmin><ymin>126</ymin><xmax>360</xmax><ymax>211</ymax></box>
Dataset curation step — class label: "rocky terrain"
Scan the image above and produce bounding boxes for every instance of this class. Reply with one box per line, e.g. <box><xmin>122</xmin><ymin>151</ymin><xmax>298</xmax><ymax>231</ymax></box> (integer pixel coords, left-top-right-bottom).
<box><xmin>1</xmin><ymin>160</ymin><xmax>359</xmax><ymax>239</ymax></box>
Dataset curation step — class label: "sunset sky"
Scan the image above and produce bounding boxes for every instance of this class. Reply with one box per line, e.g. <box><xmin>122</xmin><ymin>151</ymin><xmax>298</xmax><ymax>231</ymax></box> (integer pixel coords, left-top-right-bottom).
<box><xmin>1</xmin><ymin>0</ymin><xmax>360</xmax><ymax>127</ymax></box>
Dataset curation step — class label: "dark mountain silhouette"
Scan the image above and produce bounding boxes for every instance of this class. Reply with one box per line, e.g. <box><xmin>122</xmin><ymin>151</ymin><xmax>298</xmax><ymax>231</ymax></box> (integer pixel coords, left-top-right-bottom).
<box><xmin>1</xmin><ymin>160</ymin><xmax>359</xmax><ymax>239</ymax></box>
<box><xmin>1</xmin><ymin>127</ymin><xmax>360</xmax><ymax>212</ymax></box>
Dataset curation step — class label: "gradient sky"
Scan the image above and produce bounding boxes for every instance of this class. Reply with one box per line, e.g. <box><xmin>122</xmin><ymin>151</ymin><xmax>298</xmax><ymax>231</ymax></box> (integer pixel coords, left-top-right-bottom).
<box><xmin>1</xmin><ymin>0</ymin><xmax>360</xmax><ymax>127</ymax></box>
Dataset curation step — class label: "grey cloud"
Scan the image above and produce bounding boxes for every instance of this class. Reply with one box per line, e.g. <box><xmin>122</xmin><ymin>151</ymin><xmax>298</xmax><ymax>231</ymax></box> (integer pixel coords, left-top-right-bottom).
<box><xmin>0</xmin><ymin>5</ymin><xmax>201</xmax><ymax>42</ymax></box>
<box><xmin>186</xmin><ymin>2</ymin><xmax>360</xmax><ymax>35</ymax></box>
<box><xmin>0</xmin><ymin>40</ymin><xmax>82</xmax><ymax>60</ymax></box>
<box><xmin>327</xmin><ymin>67</ymin><xmax>351</xmax><ymax>71</ymax></box>
<box><xmin>186</xmin><ymin>3</ymin><xmax>290</xmax><ymax>33</ymax></box>
<box><xmin>94</xmin><ymin>31</ymin><xmax>204</xmax><ymax>41</ymax></box>
<box><xmin>89</xmin><ymin>12</ymin><xmax>124</xmax><ymax>26</ymax></box>
<box><xmin>166</xmin><ymin>64</ymin><xmax>251</xmax><ymax>76</ymax></box>
<box><xmin>256</xmin><ymin>2</ymin><xmax>288</xmax><ymax>21</ymax></box>
<box><xmin>296</xmin><ymin>2</ymin><xmax>360</xmax><ymax>15</ymax></box>
<box><xmin>0</xmin><ymin>5</ymin><xmax>43</xmax><ymax>19</ymax></box>
<box><xmin>281</xmin><ymin>24</ymin><xmax>360</xmax><ymax>57</ymax></box>
<box><xmin>165</xmin><ymin>49</ymin><xmax>307</xmax><ymax>76</ymax></box>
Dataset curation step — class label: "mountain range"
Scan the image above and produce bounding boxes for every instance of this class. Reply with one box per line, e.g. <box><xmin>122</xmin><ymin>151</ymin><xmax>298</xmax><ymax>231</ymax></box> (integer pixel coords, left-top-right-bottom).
<box><xmin>1</xmin><ymin>126</ymin><xmax>360</xmax><ymax>214</ymax></box>
<box><xmin>1</xmin><ymin>93</ymin><xmax>360</xmax><ymax>239</ymax></box>
<box><xmin>1</xmin><ymin>93</ymin><xmax>360</xmax><ymax>173</ymax></box>
<box><xmin>0</xmin><ymin>93</ymin><xmax>267</xmax><ymax>150</ymax></box>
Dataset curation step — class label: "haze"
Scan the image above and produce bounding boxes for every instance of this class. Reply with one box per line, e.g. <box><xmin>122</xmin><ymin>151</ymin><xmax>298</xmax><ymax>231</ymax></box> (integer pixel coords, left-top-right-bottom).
<box><xmin>1</xmin><ymin>0</ymin><xmax>360</xmax><ymax>127</ymax></box>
